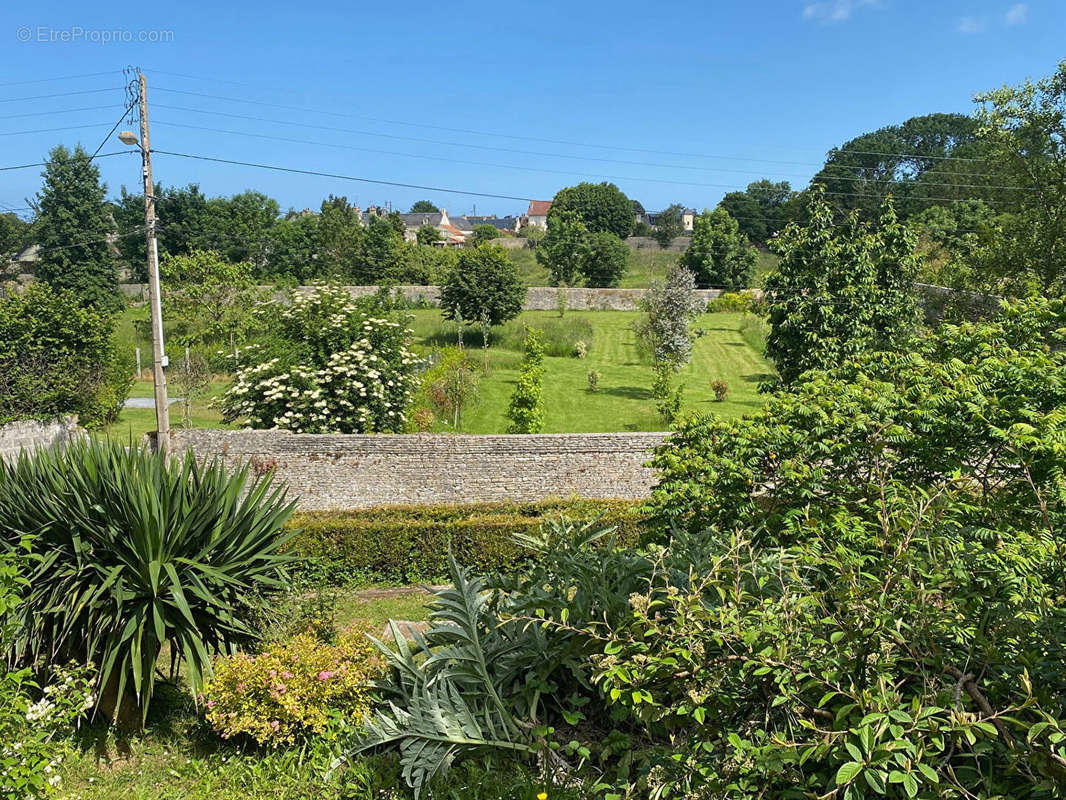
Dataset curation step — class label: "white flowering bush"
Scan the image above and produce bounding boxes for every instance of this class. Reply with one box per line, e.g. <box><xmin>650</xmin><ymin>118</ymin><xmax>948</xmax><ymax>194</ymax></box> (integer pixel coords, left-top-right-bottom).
<box><xmin>0</xmin><ymin>551</ymin><xmax>94</xmax><ymax>800</ymax></box>
<box><xmin>221</xmin><ymin>285</ymin><xmax>420</xmax><ymax>433</ymax></box>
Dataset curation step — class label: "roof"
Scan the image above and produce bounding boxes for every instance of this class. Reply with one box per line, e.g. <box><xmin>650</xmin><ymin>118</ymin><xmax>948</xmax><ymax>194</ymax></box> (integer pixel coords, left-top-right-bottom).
<box><xmin>456</xmin><ymin>215</ymin><xmax>518</xmax><ymax>232</ymax></box>
<box><xmin>397</xmin><ymin>213</ymin><xmax>443</xmax><ymax>228</ymax></box>
<box><xmin>527</xmin><ymin>200</ymin><xmax>551</xmax><ymax>217</ymax></box>
<box><xmin>449</xmin><ymin>216</ymin><xmax>475</xmax><ymax>232</ymax></box>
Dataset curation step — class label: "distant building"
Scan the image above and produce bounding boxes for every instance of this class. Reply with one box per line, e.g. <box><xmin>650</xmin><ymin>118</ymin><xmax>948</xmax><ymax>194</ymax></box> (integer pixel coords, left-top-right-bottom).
<box><xmin>524</xmin><ymin>200</ymin><xmax>551</xmax><ymax>230</ymax></box>
<box><xmin>464</xmin><ymin>215</ymin><xmax>520</xmax><ymax>233</ymax></box>
<box><xmin>396</xmin><ymin>209</ymin><xmax>466</xmax><ymax>246</ymax></box>
<box><xmin>645</xmin><ymin>207</ymin><xmax>697</xmax><ymax>233</ymax></box>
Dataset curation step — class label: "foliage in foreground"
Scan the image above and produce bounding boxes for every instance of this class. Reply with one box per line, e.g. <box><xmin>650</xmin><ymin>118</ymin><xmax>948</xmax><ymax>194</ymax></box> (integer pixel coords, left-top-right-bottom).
<box><xmin>222</xmin><ymin>284</ymin><xmax>420</xmax><ymax>433</ymax></box>
<box><xmin>0</xmin><ymin>439</ymin><xmax>295</xmax><ymax>723</ymax></box>
<box><xmin>356</xmin><ymin>299</ymin><xmax>1066</xmax><ymax>798</ymax></box>
<box><xmin>0</xmin><ymin>282</ymin><xmax>131</xmax><ymax>427</ymax></box>
<box><xmin>204</xmin><ymin>629</ymin><xmax>380</xmax><ymax>745</ymax></box>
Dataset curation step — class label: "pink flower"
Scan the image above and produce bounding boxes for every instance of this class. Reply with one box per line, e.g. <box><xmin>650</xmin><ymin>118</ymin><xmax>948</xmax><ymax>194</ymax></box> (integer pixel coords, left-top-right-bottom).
<box><xmin>206</xmin><ymin>700</ymin><xmax>216</xmax><ymax>708</ymax></box>
<box><xmin>282</xmin><ymin>671</ymin><xmax>292</xmax><ymax>679</ymax></box>
<box><xmin>317</xmin><ymin>671</ymin><xmax>334</xmax><ymax>681</ymax></box>
<box><xmin>270</xmin><ymin>719</ymin><xmax>280</xmax><ymax>731</ymax></box>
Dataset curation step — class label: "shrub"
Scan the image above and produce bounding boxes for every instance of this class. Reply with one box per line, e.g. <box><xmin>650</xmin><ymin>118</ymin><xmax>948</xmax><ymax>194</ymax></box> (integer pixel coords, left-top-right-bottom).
<box><xmin>574</xmin><ymin>340</ymin><xmax>587</xmax><ymax>358</ymax></box>
<box><xmin>422</xmin><ymin>347</ymin><xmax>479</xmax><ymax>430</ymax></box>
<box><xmin>587</xmin><ymin>369</ymin><xmax>600</xmax><ymax>392</ymax></box>
<box><xmin>203</xmin><ymin>630</ymin><xmax>380</xmax><ymax>746</ymax></box>
<box><xmin>506</xmin><ymin>329</ymin><xmax>545</xmax><ymax>434</ymax></box>
<box><xmin>221</xmin><ymin>284</ymin><xmax>420</xmax><ymax>433</ymax></box>
<box><xmin>440</xmin><ymin>244</ymin><xmax>525</xmax><ymax>328</ymax></box>
<box><xmin>411</xmin><ymin>407</ymin><xmax>436</xmax><ymax>432</ymax></box>
<box><xmin>710</xmin><ymin>377</ymin><xmax>729</xmax><ymax>401</ymax></box>
<box><xmin>0</xmin><ymin>439</ymin><xmax>296</xmax><ymax>723</ymax></box>
<box><xmin>285</xmin><ymin>499</ymin><xmax>642</xmax><ymax>585</ymax></box>
<box><xmin>706</xmin><ymin>291</ymin><xmax>762</xmax><ymax>314</ymax></box>
<box><xmin>579</xmin><ymin>230</ymin><xmax>629</xmax><ymax>288</ymax></box>
<box><xmin>652</xmin><ymin>362</ymin><xmax>682</xmax><ymax>423</ymax></box>
<box><xmin>0</xmin><ymin>282</ymin><xmax>131</xmax><ymax>427</ymax></box>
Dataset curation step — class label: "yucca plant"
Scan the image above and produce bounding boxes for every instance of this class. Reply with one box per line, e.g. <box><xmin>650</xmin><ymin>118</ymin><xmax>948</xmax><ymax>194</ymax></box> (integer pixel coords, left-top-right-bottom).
<box><xmin>0</xmin><ymin>439</ymin><xmax>296</xmax><ymax>724</ymax></box>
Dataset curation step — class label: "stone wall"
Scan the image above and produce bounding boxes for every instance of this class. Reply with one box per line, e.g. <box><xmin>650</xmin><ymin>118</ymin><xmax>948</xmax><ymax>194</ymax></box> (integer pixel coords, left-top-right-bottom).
<box><xmin>165</xmin><ymin>429</ymin><xmax>668</xmax><ymax>510</ymax></box>
<box><xmin>0</xmin><ymin>417</ymin><xmax>85</xmax><ymax>463</ymax></box>
<box><xmin>119</xmin><ymin>283</ymin><xmax>722</xmax><ymax>312</ymax></box>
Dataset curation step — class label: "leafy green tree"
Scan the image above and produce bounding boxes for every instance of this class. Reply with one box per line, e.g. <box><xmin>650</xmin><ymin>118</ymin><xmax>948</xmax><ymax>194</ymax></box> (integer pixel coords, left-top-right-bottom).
<box><xmin>469</xmin><ymin>224</ymin><xmax>500</xmax><ymax>247</ymax></box>
<box><xmin>416</xmin><ymin>224</ymin><xmax>441</xmax><ymax>246</ymax></box>
<box><xmin>0</xmin><ymin>212</ymin><xmax>29</xmax><ymax>260</ymax></box>
<box><xmin>201</xmin><ymin>191</ymin><xmax>280</xmax><ymax>273</ymax></box>
<box><xmin>0</xmin><ymin>282</ymin><xmax>130</xmax><ymax>427</ymax></box>
<box><xmin>679</xmin><ymin>208</ymin><xmax>758</xmax><ymax>290</ymax></box>
<box><xmin>579</xmin><ymin>231</ymin><xmax>629</xmax><ymax>288</ymax></box>
<box><xmin>813</xmin><ymin>113</ymin><xmax>997</xmax><ymax>221</ymax></box>
<box><xmin>636</xmin><ymin>264</ymin><xmax>704</xmax><ymax>371</ymax></box>
<box><xmin>113</xmin><ymin>184</ymin><xmax>209</xmax><ymax>277</ymax></box>
<box><xmin>506</xmin><ymin>328</ymin><xmax>545</xmax><ymax>433</ymax></box>
<box><xmin>159</xmin><ymin>250</ymin><xmax>264</xmax><ymax>348</ymax></box>
<box><xmin>974</xmin><ymin>58</ymin><xmax>1066</xmax><ymax>293</ymax></box>
<box><xmin>265</xmin><ymin>212</ymin><xmax>319</xmax><ymax>281</ymax></box>
<box><xmin>33</xmin><ymin>144</ymin><xmax>119</xmax><ymax>309</ymax></box>
<box><xmin>549</xmin><ymin>182</ymin><xmax>634</xmax><ymax>238</ymax></box>
<box><xmin>316</xmin><ymin>195</ymin><xmax>364</xmax><ymax>277</ymax></box>
<box><xmin>441</xmin><ymin>244</ymin><xmax>525</xmax><ymax>327</ymax></box>
<box><xmin>355</xmin><ymin>215</ymin><xmax>410</xmax><ymax>284</ymax></box>
<box><xmin>765</xmin><ymin>189</ymin><xmax>919</xmax><ymax>385</ymax></box>
<box><xmin>652</xmin><ymin>204</ymin><xmax>685</xmax><ymax>248</ymax></box>
<box><xmin>717</xmin><ymin>191</ymin><xmax>767</xmax><ymax>243</ymax></box>
<box><xmin>410</xmin><ymin>200</ymin><xmax>439</xmax><ymax>213</ymax></box>
<box><xmin>536</xmin><ymin>208</ymin><xmax>587</xmax><ymax>286</ymax></box>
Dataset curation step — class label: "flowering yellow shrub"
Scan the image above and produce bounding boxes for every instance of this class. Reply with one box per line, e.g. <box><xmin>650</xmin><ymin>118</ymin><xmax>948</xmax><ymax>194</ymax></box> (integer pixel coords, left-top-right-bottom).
<box><xmin>203</xmin><ymin>630</ymin><xmax>381</xmax><ymax>745</ymax></box>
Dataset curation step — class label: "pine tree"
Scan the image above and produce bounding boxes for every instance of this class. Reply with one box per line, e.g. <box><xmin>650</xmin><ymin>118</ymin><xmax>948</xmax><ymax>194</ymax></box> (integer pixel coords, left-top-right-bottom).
<box><xmin>34</xmin><ymin>144</ymin><xmax>119</xmax><ymax>309</ymax></box>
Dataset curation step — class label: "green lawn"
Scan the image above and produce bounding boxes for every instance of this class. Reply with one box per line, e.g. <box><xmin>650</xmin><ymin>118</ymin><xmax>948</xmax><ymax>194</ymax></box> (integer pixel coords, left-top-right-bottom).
<box><xmin>99</xmin><ymin>308</ymin><xmax>772</xmax><ymax>438</ymax></box>
<box><xmin>412</xmin><ymin>309</ymin><xmax>772</xmax><ymax>433</ymax></box>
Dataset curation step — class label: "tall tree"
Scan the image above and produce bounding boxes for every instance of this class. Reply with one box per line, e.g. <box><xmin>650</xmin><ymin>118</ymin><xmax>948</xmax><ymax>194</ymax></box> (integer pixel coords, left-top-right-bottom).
<box><xmin>764</xmin><ymin>189</ymin><xmax>919</xmax><ymax>385</ymax></box>
<box><xmin>33</xmin><ymin>144</ymin><xmax>119</xmax><ymax>309</ymax></box>
<box><xmin>652</xmin><ymin>204</ymin><xmax>685</xmax><ymax>248</ymax></box>
<box><xmin>580</xmin><ymin>231</ymin><xmax>629</xmax><ymax>288</ymax></box>
<box><xmin>265</xmin><ymin>212</ymin><xmax>319</xmax><ymax>281</ymax></box>
<box><xmin>201</xmin><ymin>191</ymin><xmax>280</xmax><ymax>273</ymax></box>
<box><xmin>974</xmin><ymin>58</ymin><xmax>1066</xmax><ymax>293</ymax></box>
<box><xmin>316</xmin><ymin>195</ymin><xmax>363</xmax><ymax>277</ymax></box>
<box><xmin>536</xmin><ymin>209</ymin><xmax>587</xmax><ymax>286</ymax></box>
<box><xmin>0</xmin><ymin>212</ymin><xmax>29</xmax><ymax>260</ymax></box>
<box><xmin>679</xmin><ymin>208</ymin><xmax>758</xmax><ymax>290</ymax></box>
<box><xmin>441</xmin><ymin>244</ymin><xmax>525</xmax><ymax>327</ymax></box>
<box><xmin>113</xmin><ymin>184</ymin><xmax>209</xmax><ymax>277</ymax></box>
<box><xmin>410</xmin><ymin>200</ymin><xmax>440</xmax><ymax>213</ymax></box>
<box><xmin>549</xmin><ymin>182</ymin><xmax>634</xmax><ymax>239</ymax></box>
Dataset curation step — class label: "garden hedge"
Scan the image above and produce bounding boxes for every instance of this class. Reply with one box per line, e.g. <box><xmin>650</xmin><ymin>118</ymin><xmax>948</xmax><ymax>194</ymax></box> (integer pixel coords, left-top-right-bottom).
<box><xmin>285</xmin><ymin>498</ymin><xmax>643</xmax><ymax>585</ymax></box>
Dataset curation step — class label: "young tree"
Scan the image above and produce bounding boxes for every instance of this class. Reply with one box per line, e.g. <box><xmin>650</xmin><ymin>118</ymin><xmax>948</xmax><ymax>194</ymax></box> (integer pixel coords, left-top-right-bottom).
<box><xmin>679</xmin><ymin>208</ymin><xmax>758</xmax><ymax>290</ymax></box>
<box><xmin>506</xmin><ymin>328</ymin><xmax>545</xmax><ymax>433</ymax></box>
<box><xmin>159</xmin><ymin>250</ymin><xmax>264</xmax><ymax>348</ymax></box>
<box><xmin>410</xmin><ymin>200</ymin><xmax>440</xmax><ymax>213</ymax></box>
<box><xmin>652</xmin><ymin>204</ymin><xmax>685</xmax><ymax>249</ymax></box>
<box><xmin>536</xmin><ymin>209</ymin><xmax>587</xmax><ymax>286</ymax></box>
<box><xmin>549</xmin><ymin>182</ymin><xmax>634</xmax><ymax>238</ymax></box>
<box><xmin>441</xmin><ymin>244</ymin><xmax>526</xmax><ymax>327</ymax></box>
<box><xmin>579</xmin><ymin>231</ymin><xmax>629</xmax><ymax>288</ymax></box>
<box><xmin>33</xmin><ymin>144</ymin><xmax>119</xmax><ymax>309</ymax></box>
<box><xmin>764</xmin><ymin>189</ymin><xmax>919</xmax><ymax>385</ymax></box>
<box><xmin>424</xmin><ymin>348</ymin><xmax>480</xmax><ymax>430</ymax></box>
<box><xmin>636</xmin><ymin>265</ymin><xmax>704</xmax><ymax>422</ymax></box>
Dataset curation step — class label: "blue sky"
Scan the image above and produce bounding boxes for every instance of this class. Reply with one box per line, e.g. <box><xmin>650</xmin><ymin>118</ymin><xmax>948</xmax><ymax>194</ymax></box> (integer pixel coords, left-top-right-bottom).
<box><xmin>0</xmin><ymin>0</ymin><xmax>1062</xmax><ymax>219</ymax></box>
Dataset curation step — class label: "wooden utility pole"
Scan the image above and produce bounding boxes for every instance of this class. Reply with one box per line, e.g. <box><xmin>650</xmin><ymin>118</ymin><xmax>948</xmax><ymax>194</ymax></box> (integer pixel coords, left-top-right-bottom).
<box><xmin>138</xmin><ymin>72</ymin><xmax>170</xmax><ymax>454</ymax></box>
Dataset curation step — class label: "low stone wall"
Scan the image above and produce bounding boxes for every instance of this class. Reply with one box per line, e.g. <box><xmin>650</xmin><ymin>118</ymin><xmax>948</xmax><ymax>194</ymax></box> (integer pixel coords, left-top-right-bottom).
<box><xmin>165</xmin><ymin>429</ymin><xmax>668</xmax><ymax>510</ymax></box>
<box><xmin>119</xmin><ymin>283</ymin><xmax>721</xmax><ymax>312</ymax></box>
<box><xmin>0</xmin><ymin>417</ymin><xmax>84</xmax><ymax>463</ymax></box>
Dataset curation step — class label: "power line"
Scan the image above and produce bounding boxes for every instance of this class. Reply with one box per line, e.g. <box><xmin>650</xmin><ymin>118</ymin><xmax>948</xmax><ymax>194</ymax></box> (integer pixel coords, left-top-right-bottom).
<box><xmin>0</xmin><ymin>122</ymin><xmax>121</xmax><ymax>138</ymax></box>
<box><xmin>0</xmin><ymin>87</ymin><xmax>124</xmax><ymax>104</ymax></box>
<box><xmin>0</xmin><ymin>151</ymin><xmax>130</xmax><ymax>172</ymax></box>
<box><xmin>152</xmin><ymin>84</ymin><xmax>998</xmax><ymax>171</ymax></box>
<box><xmin>151</xmin><ymin>149</ymin><xmax>536</xmax><ymax>202</ymax></box>
<box><xmin>28</xmin><ymin>227</ymin><xmax>147</xmax><ymax>257</ymax></box>
<box><xmin>152</xmin><ymin>102</ymin><xmax>1014</xmax><ymax>188</ymax></box>
<box><xmin>151</xmin><ymin>124</ymin><xmax>1019</xmax><ymax>206</ymax></box>
<box><xmin>0</xmin><ymin>105</ymin><xmax>117</xmax><ymax>121</ymax></box>
<box><xmin>85</xmin><ymin>99</ymin><xmax>138</xmax><ymax>162</ymax></box>
<box><xmin>0</xmin><ymin>71</ymin><xmax>119</xmax><ymax>88</ymax></box>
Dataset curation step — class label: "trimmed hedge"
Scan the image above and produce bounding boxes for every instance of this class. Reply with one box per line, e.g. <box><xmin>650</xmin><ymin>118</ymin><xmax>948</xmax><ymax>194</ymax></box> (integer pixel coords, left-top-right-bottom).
<box><xmin>286</xmin><ymin>498</ymin><xmax>644</xmax><ymax>585</ymax></box>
